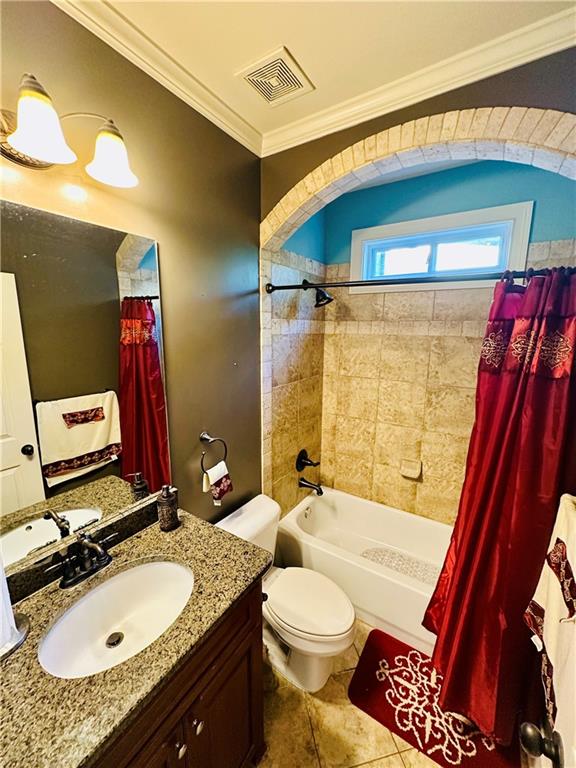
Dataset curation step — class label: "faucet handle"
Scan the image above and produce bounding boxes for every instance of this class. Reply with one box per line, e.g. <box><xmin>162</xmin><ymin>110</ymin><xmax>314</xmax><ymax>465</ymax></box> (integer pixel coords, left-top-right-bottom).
<box><xmin>296</xmin><ymin>449</ymin><xmax>320</xmax><ymax>472</ymax></box>
<box><xmin>45</xmin><ymin>554</ymin><xmax>77</xmax><ymax>585</ymax></box>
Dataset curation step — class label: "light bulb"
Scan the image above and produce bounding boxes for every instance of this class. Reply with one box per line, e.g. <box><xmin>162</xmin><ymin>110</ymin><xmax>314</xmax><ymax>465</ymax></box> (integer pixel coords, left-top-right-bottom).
<box><xmin>7</xmin><ymin>74</ymin><xmax>76</xmax><ymax>164</ymax></box>
<box><xmin>85</xmin><ymin>120</ymin><xmax>138</xmax><ymax>188</ymax></box>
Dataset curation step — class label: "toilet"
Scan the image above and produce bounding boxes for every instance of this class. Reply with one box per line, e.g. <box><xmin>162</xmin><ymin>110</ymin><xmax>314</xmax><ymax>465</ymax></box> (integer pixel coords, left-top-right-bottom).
<box><xmin>216</xmin><ymin>494</ymin><xmax>355</xmax><ymax>692</ymax></box>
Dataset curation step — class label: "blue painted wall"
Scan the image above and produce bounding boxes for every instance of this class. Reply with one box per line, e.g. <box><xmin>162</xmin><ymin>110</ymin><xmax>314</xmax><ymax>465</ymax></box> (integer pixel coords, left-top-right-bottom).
<box><xmin>282</xmin><ymin>161</ymin><xmax>576</xmax><ymax>265</ymax></box>
<box><xmin>139</xmin><ymin>244</ymin><xmax>158</xmax><ymax>270</ymax></box>
<box><xmin>283</xmin><ymin>207</ymin><xmax>325</xmax><ymax>262</ymax></box>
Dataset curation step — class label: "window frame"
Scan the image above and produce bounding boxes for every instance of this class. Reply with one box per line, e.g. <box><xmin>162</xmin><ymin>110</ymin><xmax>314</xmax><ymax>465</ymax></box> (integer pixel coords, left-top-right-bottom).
<box><xmin>349</xmin><ymin>201</ymin><xmax>534</xmax><ymax>293</ymax></box>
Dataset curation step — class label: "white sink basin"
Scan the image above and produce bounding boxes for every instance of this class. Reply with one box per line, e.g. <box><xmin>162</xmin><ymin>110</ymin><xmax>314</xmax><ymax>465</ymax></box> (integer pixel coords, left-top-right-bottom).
<box><xmin>0</xmin><ymin>508</ymin><xmax>102</xmax><ymax>567</ymax></box>
<box><xmin>38</xmin><ymin>561</ymin><xmax>194</xmax><ymax>679</ymax></box>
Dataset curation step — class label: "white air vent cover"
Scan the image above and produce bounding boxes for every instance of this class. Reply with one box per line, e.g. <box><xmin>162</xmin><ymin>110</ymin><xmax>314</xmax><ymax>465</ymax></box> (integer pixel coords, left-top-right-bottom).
<box><xmin>237</xmin><ymin>47</ymin><xmax>314</xmax><ymax>107</ymax></box>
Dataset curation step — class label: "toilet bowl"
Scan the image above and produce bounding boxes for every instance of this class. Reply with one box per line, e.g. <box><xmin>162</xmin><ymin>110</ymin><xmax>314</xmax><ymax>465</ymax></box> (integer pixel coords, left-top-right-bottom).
<box><xmin>216</xmin><ymin>494</ymin><xmax>355</xmax><ymax>692</ymax></box>
<box><xmin>262</xmin><ymin>566</ymin><xmax>355</xmax><ymax>691</ymax></box>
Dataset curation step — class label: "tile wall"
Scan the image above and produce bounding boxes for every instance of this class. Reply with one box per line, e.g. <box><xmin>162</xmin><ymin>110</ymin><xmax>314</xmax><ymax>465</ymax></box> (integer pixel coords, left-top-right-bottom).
<box><xmin>262</xmin><ymin>240</ymin><xmax>576</xmax><ymax>524</ymax></box>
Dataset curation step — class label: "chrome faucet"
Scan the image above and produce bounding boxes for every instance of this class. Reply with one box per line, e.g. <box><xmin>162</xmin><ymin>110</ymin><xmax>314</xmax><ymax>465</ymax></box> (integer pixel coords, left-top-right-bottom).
<box><xmin>298</xmin><ymin>477</ymin><xmax>324</xmax><ymax>496</ymax></box>
<box><xmin>43</xmin><ymin>509</ymin><xmax>71</xmax><ymax>538</ymax></box>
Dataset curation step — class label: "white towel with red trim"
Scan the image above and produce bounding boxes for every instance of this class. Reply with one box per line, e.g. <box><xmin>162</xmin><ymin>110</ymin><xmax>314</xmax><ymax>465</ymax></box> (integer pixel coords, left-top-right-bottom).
<box><xmin>36</xmin><ymin>391</ymin><xmax>122</xmax><ymax>487</ymax></box>
<box><xmin>526</xmin><ymin>494</ymin><xmax>576</xmax><ymax>768</ymax></box>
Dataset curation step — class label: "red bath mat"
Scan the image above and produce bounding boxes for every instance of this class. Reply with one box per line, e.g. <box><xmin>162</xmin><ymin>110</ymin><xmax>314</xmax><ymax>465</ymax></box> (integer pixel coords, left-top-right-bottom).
<box><xmin>349</xmin><ymin>630</ymin><xmax>520</xmax><ymax>768</ymax></box>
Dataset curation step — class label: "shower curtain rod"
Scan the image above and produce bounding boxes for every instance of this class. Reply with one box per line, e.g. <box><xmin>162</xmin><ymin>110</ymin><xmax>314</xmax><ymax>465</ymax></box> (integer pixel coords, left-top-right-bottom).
<box><xmin>264</xmin><ymin>267</ymin><xmax>570</xmax><ymax>293</ymax></box>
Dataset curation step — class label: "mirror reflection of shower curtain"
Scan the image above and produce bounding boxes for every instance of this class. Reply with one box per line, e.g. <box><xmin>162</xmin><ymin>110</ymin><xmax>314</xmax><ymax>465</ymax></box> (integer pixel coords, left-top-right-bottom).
<box><xmin>119</xmin><ymin>297</ymin><xmax>170</xmax><ymax>492</ymax></box>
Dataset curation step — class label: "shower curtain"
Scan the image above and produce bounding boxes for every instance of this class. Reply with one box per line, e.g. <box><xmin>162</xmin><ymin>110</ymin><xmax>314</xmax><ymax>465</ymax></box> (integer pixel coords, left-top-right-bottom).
<box><xmin>423</xmin><ymin>268</ymin><xmax>576</xmax><ymax>744</ymax></box>
<box><xmin>119</xmin><ymin>297</ymin><xmax>170</xmax><ymax>492</ymax></box>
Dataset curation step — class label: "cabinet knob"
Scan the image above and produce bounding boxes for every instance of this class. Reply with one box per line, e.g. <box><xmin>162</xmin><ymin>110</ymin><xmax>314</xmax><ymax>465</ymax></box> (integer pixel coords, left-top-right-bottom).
<box><xmin>175</xmin><ymin>742</ymin><xmax>187</xmax><ymax>760</ymax></box>
<box><xmin>21</xmin><ymin>444</ymin><xmax>34</xmax><ymax>456</ymax></box>
<box><xmin>191</xmin><ymin>718</ymin><xmax>205</xmax><ymax>736</ymax></box>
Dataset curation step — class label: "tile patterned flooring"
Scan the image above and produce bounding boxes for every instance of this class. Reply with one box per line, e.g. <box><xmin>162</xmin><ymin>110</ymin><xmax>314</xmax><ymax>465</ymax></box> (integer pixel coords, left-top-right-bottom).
<box><xmin>260</xmin><ymin>620</ymin><xmax>439</xmax><ymax>768</ymax></box>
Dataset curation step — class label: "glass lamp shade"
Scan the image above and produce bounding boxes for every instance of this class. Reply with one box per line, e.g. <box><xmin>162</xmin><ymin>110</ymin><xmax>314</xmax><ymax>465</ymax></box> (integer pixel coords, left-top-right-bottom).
<box><xmin>85</xmin><ymin>120</ymin><xmax>138</xmax><ymax>188</ymax></box>
<box><xmin>7</xmin><ymin>74</ymin><xmax>76</xmax><ymax>164</ymax></box>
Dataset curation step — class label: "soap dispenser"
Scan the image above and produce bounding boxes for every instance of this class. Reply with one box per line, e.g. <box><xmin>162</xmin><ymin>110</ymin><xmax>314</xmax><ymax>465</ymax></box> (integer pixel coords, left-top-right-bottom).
<box><xmin>131</xmin><ymin>472</ymin><xmax>149</xmax><ymax>501</ymax></box>
<box><xmin>157</xmin><ymin>485</ymin><xmax>180</xmax><ymax>532</ymax></box>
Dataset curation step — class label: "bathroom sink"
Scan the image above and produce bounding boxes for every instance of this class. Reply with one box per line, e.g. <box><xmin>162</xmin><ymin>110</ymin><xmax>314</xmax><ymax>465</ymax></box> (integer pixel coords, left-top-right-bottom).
<box><xmin>38</xmin><ymin>560</ymin><xmax>194</xmax><ymax>679</ymax></box>
<box><xmin>0</xmin><ymin>508</ymin><xmax>102</xmax><ymax>567</ymax></box>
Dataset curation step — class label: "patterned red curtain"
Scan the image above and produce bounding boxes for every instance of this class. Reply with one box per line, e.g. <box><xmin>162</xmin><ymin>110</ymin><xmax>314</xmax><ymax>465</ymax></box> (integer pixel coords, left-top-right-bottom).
<box><xmin>119</xmin><ymin>298</ymin><xmax>170</xmax><ymax>492</ymax></box>
<box><xmin>423</xmin><ymin>268</ymin><xmax>576</xmax><ymax>744</ymax></box>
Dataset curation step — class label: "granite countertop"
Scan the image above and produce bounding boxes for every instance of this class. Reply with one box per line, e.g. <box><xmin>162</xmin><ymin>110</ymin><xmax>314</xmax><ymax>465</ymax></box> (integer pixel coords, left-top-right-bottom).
<box><xmin>0</xmin><ymin>475</ymin><xmax>134</xmax><ymax>534</ymax></box>
<box><xmin>1</xmin><ymin>511</ymin><xmax>272</xmax><ymax>768</ymax></box>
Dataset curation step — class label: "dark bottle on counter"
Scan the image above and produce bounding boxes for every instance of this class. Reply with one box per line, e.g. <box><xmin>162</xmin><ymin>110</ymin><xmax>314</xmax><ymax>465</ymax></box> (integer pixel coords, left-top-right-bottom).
<box><xmin>131</xmin><ymin>472</ymin><xmax>149</xmax><ymax>501</ymax></box>
<box><xmin>157</xmin><ymin>484</ymin><xmax>180</xmax><ymax>532</ymax></box>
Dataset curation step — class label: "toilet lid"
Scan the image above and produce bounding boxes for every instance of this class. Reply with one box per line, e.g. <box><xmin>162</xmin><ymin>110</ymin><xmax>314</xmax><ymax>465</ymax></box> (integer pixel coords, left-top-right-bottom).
<box><xmin>266</xmin><ymin>568</ymin><xmax>355</xmax><ymax>637</ymax></box>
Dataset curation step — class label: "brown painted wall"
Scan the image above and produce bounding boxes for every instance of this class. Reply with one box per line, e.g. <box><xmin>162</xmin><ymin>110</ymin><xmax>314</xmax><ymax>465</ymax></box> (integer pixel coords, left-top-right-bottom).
<box><xmin>1</xmin><ymin>1</ymin><xmax>261</xmax><ymax>519</ymax></box>
<box><xmin>1</xmin><ymin>201</ymin><xmax>122</xmax><ymax>402</ymax></box>
<box><xmin>261</xmin><ymin>47</ymin><xmax>576</xmax><ymax>217</ymax></box>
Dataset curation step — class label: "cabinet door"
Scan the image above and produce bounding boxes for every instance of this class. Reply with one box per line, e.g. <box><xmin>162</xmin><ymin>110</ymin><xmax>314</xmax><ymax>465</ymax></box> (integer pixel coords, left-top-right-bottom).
<box><xmin>184</xmin><ymin>629</ymin><xmax>264</xmax><ymax>768</ymax></box>
<box><xmin>129</xmin><ymin>722</ymin><xmax>188</xmax><ymax>768</ymax></box>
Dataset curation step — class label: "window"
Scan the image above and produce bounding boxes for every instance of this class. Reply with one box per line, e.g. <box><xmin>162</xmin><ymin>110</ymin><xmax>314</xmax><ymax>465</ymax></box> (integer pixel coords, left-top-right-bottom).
<box><xmin>350</xmin><ymin>202</ymin><xmax>533</xmax><ymax>293</ymax></box>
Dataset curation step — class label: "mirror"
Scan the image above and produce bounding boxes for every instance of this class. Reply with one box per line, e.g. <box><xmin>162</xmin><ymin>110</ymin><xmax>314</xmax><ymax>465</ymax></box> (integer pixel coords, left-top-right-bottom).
<box><xmin>0</xmin><ymin>201</ymin><xmax>170</xmax><ymax>573</ymax></box>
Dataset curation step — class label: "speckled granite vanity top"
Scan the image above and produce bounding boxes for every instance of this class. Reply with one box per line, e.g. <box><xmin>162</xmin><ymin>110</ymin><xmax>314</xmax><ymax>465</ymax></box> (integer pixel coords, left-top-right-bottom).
<box><xmin>0</xmin><ymin>512</ymin><xmax>272</xmax><ymax>768</ymax></box>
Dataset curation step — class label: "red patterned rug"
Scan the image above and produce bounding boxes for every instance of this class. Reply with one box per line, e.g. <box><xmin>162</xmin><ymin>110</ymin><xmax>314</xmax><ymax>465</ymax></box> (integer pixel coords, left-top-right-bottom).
<box><xmin>348</xmin><ymin>630</ymin><xmax>520</xmax><ymax>768</ymax></box>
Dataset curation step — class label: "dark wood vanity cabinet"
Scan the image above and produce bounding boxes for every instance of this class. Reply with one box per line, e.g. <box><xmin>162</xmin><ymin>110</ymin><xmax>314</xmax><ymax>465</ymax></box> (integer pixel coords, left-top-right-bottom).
<box><xmin>97</xmin><ymin>581</ymin><xmax>265</xmax><ymax>768</ymax></box>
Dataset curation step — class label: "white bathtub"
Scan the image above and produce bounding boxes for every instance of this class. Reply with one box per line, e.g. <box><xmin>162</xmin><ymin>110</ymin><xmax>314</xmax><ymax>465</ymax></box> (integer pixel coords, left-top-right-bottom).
<box><xmin>276</xmin><ymin>488</ymin><xmax>452</xmax><ymax>655</ymax></box>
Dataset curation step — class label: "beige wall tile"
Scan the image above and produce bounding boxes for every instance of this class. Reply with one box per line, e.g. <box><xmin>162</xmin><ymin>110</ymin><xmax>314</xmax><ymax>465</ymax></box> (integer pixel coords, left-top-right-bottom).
<box><xmin>339</xmin><ymin>335</ymin><xmax>382</xmax><ymax>378</ymax></box>
<box><xmin>378</xmin><ymin>381</ymin><xmax>426</xmax><ymax>427</ymax></box>
<box><xmin>372</xmin><ymin>463</ymin><xmax>418</xmax><ymax>513</ymax></box>
<box><xmin>424</xmin><ymin>386</ymin><xmax>475</xmax><ymax>436</ymax></box>
<box><xmin>336</xmin><ymin>416</ymin><xmax>376</xmax><ymax>457</ymax></box>
<box><xmin>433</xmin><ymin>288</ymin><xmax>492</xmax><ymax>321</ymax></box>
<box><xmin>323</xmin><ymin>374</ymin><xmax>339</xmax><ymax>415</ymax></box>
<box><xmin>336</xmin><ymin>290</ymin><xmax>384</xmax><ymax>321</ymax></box>
<box><xmin>428</xmin><ymin>336</ymin><xmax>481</xmax><ymax>389</ymax></box>
<box><xmin>272</xmin><ymin>472</ymin><xmax>298</xmax><ymax>518</ymax></box>
<box><xmin>299</xmin><ymin>376</ymin><xmax>323</xmax><ymax>422</ymax></box>
<box><xmin>272</xmin><ymin>427</ymin><xmax>299</xmax><ymax>481</ymax></box>
<box><xmin>272</xmin><ymin>382</ymin><xmax>299</xmax><ymax>431</ymax></box>
<box><xmin>384</xmin><ymin>291</ymin><xmax>434</xmax><ymax>321</ymax></box>
<box><xmin>421</xmin><ymin>431</ymin><xmax>469</xmax><ymax>482</ymax></box>
<box><xmin>320</xmin><ymin>451</ymin><xmax>335</xmax><ymax>486</ymax></box>
<box><xmin>272</xmin><ymin>335</ymin><xmax>299</xmax><ymax>387</ymax></box>
<box><xmin>375</xmin><ymin>422</ymin><xmax>422</xmax><ymax>466</ymax></box>
<box><xmin>380</xmin><ymin>336</ymin><xmax>431</xmax><ymax>382</ymax></box>
<box><xmin>334</xmin><ymin>452</ymin><xmax>374</xmax><ymax>496</ymax></box>
<box><xmin>337</xmin><ymin>377</ymin><xmax>380</xmax><ymax>420</ymax></box>
<box><xmin>416</xmin><ymin>477</ymin><xmax>462</xmax><ymax>525</ymax></box>
<box><xmin>299</xmin><ymin>334</ymin><xmax>324</xmax><ymax>379</ymax></box>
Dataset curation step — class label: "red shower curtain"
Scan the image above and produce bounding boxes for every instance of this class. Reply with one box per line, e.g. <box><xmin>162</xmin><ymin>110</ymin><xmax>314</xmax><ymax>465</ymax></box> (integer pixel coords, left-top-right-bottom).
<box><xmin>119</xmin><ymin>297</ymin><xmax>170</xmax><ymax>492</ymax></box>
<box><xmin>423</xmin><ymin>268</ymin><xmax>576</xmax><ymax>744</ymax></box>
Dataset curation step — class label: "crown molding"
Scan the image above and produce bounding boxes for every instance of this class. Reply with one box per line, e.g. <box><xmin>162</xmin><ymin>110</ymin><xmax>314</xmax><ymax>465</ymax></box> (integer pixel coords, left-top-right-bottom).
<box><xmin>260</xmin><ymin>9</ymin><xmax>576</xmax><ymax>157</ymax></box>
<box><xmin>51</xmin><ymin>0</ymin><xmax>262</xmax><ymax>156</ymax></box>
<box><xmin>52</xmin><ymin>2</ymin><xmax>574</xmax><ymax>159</ymax></box>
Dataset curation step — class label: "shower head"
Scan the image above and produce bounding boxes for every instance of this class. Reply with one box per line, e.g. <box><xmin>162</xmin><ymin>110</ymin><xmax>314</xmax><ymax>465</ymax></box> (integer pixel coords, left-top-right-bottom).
<box><xmin>301</xmin><ymin>279</ymin><xmax>334</xmax><ymax>308</ymax></box>
<box><xmin>314</xmin><ymin>287</ymin><xmax>334</xmax><ymax>307</ymax></box>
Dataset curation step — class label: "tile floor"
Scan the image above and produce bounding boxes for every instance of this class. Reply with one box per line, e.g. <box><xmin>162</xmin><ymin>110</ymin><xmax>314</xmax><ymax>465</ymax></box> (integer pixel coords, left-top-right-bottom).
<box><xmin>260</xmin><ymin>620</ymin><xmax>439</xmax><ymax>768</ymax></box>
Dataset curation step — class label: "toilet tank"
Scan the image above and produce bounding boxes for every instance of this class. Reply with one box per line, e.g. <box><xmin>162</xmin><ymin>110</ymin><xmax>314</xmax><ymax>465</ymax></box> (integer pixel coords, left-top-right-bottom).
<box><xmin>215</xmin><ymin>494</ymin><xmax>281</xmax><ymax>555</ymax></box>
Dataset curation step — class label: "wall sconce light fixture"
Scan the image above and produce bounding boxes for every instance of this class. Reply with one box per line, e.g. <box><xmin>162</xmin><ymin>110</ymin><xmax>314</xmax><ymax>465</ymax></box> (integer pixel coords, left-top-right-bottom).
<box><xmin>0</xmin><ymin>73</ymin><xmax>139</xmax><ymax>188</ymax></box>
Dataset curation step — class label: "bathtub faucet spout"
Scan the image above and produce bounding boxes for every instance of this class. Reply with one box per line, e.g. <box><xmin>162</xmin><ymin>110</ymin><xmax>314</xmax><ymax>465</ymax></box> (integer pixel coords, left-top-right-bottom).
<box><xmin>298</xmin><ymin>478</ymin><xmax>324</xmax><ymax>496</ymax></box>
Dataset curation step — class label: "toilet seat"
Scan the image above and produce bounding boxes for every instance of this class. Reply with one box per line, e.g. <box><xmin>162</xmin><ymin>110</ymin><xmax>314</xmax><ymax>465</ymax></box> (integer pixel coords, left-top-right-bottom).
<box><xmin>264</xmin><ymin>567</ymin><xmax>355</xmax><ymax>639</ymax></box>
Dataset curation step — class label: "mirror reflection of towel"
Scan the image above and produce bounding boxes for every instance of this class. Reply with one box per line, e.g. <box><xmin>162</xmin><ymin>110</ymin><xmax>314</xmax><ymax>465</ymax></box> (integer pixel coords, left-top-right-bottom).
<box><xmin>36</xmin><ymin>391</ymin><xmax>122</xmax><ymax>487</ymax></box>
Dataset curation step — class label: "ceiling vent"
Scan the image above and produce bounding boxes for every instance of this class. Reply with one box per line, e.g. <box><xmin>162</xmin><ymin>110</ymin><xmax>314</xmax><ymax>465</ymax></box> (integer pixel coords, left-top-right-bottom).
<box><xmin>237</xmin><ymin>47</ymin><xmax>314</xmax><ymax>107</ymax></box>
